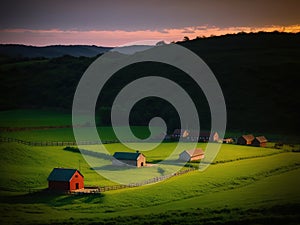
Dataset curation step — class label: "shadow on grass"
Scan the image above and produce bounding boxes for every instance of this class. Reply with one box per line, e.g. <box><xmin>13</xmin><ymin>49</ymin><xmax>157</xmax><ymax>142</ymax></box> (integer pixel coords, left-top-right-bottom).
<box><xmin>92</xmin><ymin>165</ymin><xmax>137</xmax><ymax>171</ymax></box>
<box><xmin>1</xmin><ymin>189</ymin><xmax>104</xmax><ymax>206</ymax></box>
<box><xmin>64</xmin><ymin>146</ymin><xmax>113</xmax><ymax>160</ymax></box>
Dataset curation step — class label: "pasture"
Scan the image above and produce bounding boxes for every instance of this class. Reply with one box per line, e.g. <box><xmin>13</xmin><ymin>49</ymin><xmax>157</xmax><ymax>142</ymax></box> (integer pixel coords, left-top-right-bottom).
<box><xmin>1</xmin><ymin>140</ymin><xmax>300</xmax><ymax>224</ymax></box>
<box><xmin>0</xmin><ymin>109</ymin><xmax>72</xmax><ymax>128</ymax></box>
<box><xmin>0</xmin><ymin>126</ymin><xmax>165</xmax><ymax>142</ymax></box>
<box><xmin>0</xmin><ymin>109</ymin><xmax>300</xmax><ymax>224</ymax></box>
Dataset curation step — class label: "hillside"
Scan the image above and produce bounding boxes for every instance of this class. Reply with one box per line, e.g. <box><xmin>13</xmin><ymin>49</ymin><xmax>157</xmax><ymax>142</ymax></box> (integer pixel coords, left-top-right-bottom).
<box><xmin>0</xmin><ymin>32</ymin><xmax>299</xmax><ymax>134</ymax></box>
<box><xmin>0</xmin><ymin>44</ymin><xmax>112</xmax><ymax>58</ymax></box>
<box><xmin>0</xmin><ymin>142</ymin><xmax>300</xmax><ymax>224</ymax></box>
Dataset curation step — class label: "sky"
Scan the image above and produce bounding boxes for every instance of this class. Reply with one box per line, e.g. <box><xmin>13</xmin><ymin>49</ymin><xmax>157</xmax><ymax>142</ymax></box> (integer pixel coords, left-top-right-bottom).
<box><xmin>0</xmin><ymin>0</ymin><xmax>299</xmax><ymax>46</ymax></box>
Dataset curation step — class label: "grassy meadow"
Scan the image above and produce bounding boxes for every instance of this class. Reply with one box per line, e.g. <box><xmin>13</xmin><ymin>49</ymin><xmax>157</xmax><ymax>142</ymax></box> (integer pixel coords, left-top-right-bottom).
<box><xmin>0</xmin><ymin>109</ymin><xmax>72</xmax><ymax>127</ymax></box>
<box><xmin>1</xmin><ymin>140</ymin><xmax>300</xmax><ymax>224</ymax></box>
<box><xmin>0</xmin><ymin>109</ymin><xmax>300</xmax><ymax>224</ymax></box>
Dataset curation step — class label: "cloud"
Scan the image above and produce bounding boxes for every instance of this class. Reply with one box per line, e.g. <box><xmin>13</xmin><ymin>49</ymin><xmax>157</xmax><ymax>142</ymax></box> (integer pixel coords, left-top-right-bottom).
<box><xmin>0</xmin><ymin>24</ymin><xmax>299</xmax><ymax>46</ymax></box>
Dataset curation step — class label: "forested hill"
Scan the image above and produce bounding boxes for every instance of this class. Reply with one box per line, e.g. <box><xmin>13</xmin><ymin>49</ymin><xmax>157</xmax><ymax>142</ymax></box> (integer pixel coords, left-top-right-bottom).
<box><xmin>0</xmin><ymin>44</ymin><xmax>112</xmax><ymax>58</ymax></box>
<box><xmin>0</xmin><ymin>32</ymin><xmax>299</xmax><ymax>134</ymax></box>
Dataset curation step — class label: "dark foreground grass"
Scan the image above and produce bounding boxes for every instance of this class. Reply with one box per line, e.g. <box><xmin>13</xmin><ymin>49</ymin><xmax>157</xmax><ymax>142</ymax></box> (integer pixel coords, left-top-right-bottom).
<box><xmin>1</xmin><ymin>194</ymin><xmax>299</xmax><ymax>225</ymax></box>
<box><xmin>76</xmin><ymin>204</ymin><xmax>300</xmax><ymax>225</ymax></box>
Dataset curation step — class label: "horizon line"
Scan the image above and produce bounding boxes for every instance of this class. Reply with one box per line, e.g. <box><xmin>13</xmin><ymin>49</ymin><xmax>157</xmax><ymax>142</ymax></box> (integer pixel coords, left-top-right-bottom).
<box><xmin>0</xmin><ymin>30</ymin><xmax>299</xmax><ymax>48</ymax></box>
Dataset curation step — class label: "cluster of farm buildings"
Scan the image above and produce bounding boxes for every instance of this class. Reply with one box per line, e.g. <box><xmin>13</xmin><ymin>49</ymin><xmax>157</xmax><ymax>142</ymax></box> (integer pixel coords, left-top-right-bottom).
<box><xmin>47</xmin><ymin>148</ymin><xmax>204</xmax><ymax>192</ymax></box>
<box><xmin>47</xmin><ymin>129</ymin><xmax>267</xmax><ymax>192</ymax></box>
<box><xmin>169</xmin><ymin>129</ymin><xmax>267</xmax><ymax>147</ymax></box>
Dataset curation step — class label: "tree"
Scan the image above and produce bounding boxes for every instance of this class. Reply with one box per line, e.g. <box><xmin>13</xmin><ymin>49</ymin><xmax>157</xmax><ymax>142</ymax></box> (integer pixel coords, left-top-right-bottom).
<box><xmin>183</xmin><ymin>36</ymin><xmax>190</xmax><ymax>42</ymax></box>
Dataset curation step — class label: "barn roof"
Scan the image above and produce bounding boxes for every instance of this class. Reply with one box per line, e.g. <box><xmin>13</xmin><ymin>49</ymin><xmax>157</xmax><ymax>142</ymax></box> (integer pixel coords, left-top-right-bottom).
<box><xmin>241</xmin><ymin>134</ymin><xmax>255</xmax><ymax>142</ymax></box>
<box><xmin>255</xmin><ymin>136</ymin><xmax>268</xmax><ymax>143</ymax></box>
<box><xmin>184</xmin><ymin>148</ymin><xmax>204</xmax><ymax>157</ymax></box>
<box><xmin>113</xmin><ymin>152</ymin><xmax>143</xmax><ymax>160</ymax></box>
<box><xmin>47</xmin><ymin>168</ymin><xmax>83</xmax><ymax>182</ymax></box>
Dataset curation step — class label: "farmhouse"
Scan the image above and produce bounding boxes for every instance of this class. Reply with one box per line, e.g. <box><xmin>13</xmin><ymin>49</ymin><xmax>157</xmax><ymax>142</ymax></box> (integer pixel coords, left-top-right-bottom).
<box><xmin>252</xmin><ymin>136</ymin><xmax>268</xmax><ymax>147</ymax></box>
<box><xmin>112</xmin><ymin>151</ymin><xmax>146</xmax><ymax>167</ymax></box>
<box><xmin>47</xmin><ymin>168</ymin><xmax>84</xmax><ymax>191</ymax></box>
<box><xmin>237</xmin><ymin>134</ymin><xmax>255</xmax><ymax>145</ymax></box>
<box><xmin>179</xmin><ymin>148</ymin><xmax>205</xmax><ymax>161</ymax></box>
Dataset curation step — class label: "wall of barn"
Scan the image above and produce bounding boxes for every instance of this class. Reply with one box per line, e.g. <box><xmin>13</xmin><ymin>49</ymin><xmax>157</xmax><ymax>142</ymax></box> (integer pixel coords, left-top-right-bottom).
<box><xmin>48</xmin><ymin>181</ymin><xmax>69</xmax><ymax>191</ymax></box>
<box><xmin>69</xmin><ymin>171</ymin><xmax>84</xmax><ymax>190</ymax></box>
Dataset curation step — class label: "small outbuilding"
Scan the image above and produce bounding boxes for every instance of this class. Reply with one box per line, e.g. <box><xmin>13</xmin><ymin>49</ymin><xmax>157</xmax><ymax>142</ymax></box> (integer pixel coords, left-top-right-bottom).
<box><xmin>47</xmin><ymin>168</ymin><xmax>84</xmax><ymax>191</ymax></box>
<box><xmin>237</xmin><ymin>134</ymin><xmax>255</xmax><ymax>145</ymax></box>
<box><xmin>179</xmin><ymin>148</ymin><xmax>205</xmax><ymax>161</ymax></box>
<box><xmin>112</xmin><ymin>151</ymin><xmax>146</xmax><ymax>167</ymax></box>
<box><xmin>252</xmin><ymin>136</ymin><xmax>268</xmax><ymax>147</ymax></box>
<box><xmin>223</xmin><ymin>138</ymin><xmax>234</xmax><ymax>144</ymax></box>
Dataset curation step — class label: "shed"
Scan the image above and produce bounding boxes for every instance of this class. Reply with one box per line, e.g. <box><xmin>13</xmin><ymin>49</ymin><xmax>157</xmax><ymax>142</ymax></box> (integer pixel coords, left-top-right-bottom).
<box><xmin>237</xmin><ymin>134</ymin><xmax>255</xmax><ymax>145</ymax></box>
<box><xmin>47</xmin><ymin>168</ymin><xmax>84</xmax><ymax>191</ymax></box>
<box><xmin>112</xmin><ymin>151</ymin><xmax>146</xmax><ymax>167</ymax></box>
<box><xmin>223</xmin><ymin>138</ymin><xmax>234</xmax><ymax>144</ymax></box>
<box><xmin>252</xmin><ymin>136</ymin><xmax>268</xmax><ymax>147</ymax></box>
<box><xmin>179</xmin><ymin>148</ymin><xmax>205</xmax><ymax>161</ymax></box>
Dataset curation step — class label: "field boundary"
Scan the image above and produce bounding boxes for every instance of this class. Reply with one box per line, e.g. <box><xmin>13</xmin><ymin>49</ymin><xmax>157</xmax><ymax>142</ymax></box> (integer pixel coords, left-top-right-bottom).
<box><xmin>81</xmin><ymin>168</ymin><xmax>195</xmax><ymax>194</ymax></box>
<box><xmin>27</xmin><ymin>168</ymin><xmax>196</xmax><ymax>195</ymax></box>
<box><xmin>0</xmin><ymin>125</ymin><xmax>73</xmax><ymax>132</ymax></box>
<box><xmin>0</xmin><ymin>136</ymin><xmax>120</xmax><ymax>146</ymax></box>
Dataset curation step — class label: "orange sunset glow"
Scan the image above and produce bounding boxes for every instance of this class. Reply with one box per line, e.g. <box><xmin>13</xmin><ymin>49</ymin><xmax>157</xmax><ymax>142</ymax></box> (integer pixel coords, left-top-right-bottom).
<box><xmin>1</xmin><ymin>24</ymin><xmax>299</xmax><ymax>46</ymax></box>
<box><xmin>0</xmin><ymin>0</ymin><xmax>299</xmax><ymax>46</ymax></box>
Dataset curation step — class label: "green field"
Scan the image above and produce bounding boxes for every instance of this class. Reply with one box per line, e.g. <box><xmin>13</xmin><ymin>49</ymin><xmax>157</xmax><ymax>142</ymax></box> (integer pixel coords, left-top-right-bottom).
<box><xmin>1</xmin><ymin>140</ymin><xmax>299</xmax><ymax>224</ymax></box>
<box><xmin>1</xmin><ymin>109</ymin><xmax>300</xmax><ymax>224</ymax></box>
<box><xmin>0</xmin><ymin>110</ymin><xmax>72</xmax><ymax>127</ymax></box>
<box><xmin>2</xmin><ymin>109</ymin><xmax>299</xmax><ymax>143</ymax></box>
<box><xmin>0</xmin><ymin>126</ymin><xmax>166</xmax><ymax>142</ymax></box>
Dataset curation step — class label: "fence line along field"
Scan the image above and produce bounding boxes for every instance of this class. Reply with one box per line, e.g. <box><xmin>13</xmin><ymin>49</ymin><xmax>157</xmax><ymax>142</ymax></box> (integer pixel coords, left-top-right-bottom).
<box><xmin>1</xmin><ymin>109</ymin><xmax>300</xmax><ymax>144</ymax></box>
<box><xmin>1</xmin><ymin>140</ymin><xmax>300</xmax><ymax>224</ymax></box>
<box><xmin>0</xmin><ymin>109</ymin><xmax>300</xmax><ymax>224</ymax></box>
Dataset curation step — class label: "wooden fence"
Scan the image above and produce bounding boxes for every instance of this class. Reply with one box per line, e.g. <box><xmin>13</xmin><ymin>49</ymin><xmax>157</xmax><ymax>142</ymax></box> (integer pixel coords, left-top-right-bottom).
<box><xmin>71</xmin><ymin>168</ymin><xmax>195</xmax><ymax>194</ymax></box>
<box><xmin>0</xmin><ymin>136</ymin><xmax>120</xmax><ymax>146</ymax></box>
<box><xmin>103</xmin><ymin>168</ymin><xmax>194</xmax><ymax>191</ymax></box>
<box><xmin>0</xmin><ymin>136</ymin><xmax>170</xmax><ymax>146</ymax></box>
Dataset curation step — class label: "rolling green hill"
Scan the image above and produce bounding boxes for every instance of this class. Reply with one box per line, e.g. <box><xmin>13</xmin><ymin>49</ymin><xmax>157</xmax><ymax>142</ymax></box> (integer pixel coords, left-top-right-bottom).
<box><xmin>1</xmin><ymin>32</ymin><xmax>300</xmax><ymax>225</ymax></box>
<box><xmin>0</xmin><ymin>32</ymin><xmax>299</xmax><ymax>135</ymax></box>
<box><xmin>0</xmin><ymin>142</ymin><xmax>299</xmax><ymax>224</ymax></box>
<box><xmin>0</xmin><ymin>44</ymin><xmax>111</xmax><ymax>58</ymax></box>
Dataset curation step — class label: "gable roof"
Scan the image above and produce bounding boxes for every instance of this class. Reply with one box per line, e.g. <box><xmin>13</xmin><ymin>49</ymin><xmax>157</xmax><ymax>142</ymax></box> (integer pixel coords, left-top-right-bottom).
<box><xmin>184</xmin><ymin>148</ymin><xmax>204</xmax><ymax>157</ymax></box>
<box><xmin>47</xmin><ymin>168</ymin><xmax>83</xmax><ymax>182</ymax></box>
<box><xmin>255</xmin><ymin>136</ymin><xmax>268</xmax><ymax>143</ymax></box>
<box><xmin>241</xmin><ymin>134</ymin><xmax>255</xmax><ymax>142</ymax></box>
<box><xmin>113</xmin><ymin>152</ymin><xmax>144</xmax><ymax>160</ymax></box>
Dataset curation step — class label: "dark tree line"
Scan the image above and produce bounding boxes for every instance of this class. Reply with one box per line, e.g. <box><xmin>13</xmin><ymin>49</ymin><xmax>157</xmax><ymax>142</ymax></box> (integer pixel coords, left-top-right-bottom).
<box><xmin>0</xmin><ymin>32</ymin><xmax>299</xmax><ymax>134</ymax></box>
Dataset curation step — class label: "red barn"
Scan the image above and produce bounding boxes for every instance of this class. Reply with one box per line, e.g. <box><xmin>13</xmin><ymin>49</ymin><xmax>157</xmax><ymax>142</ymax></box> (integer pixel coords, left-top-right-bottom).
<box><xmin>47</xmin><ymin>168</ymin><xmax>84</xmax><ymax>191</ymax></box>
